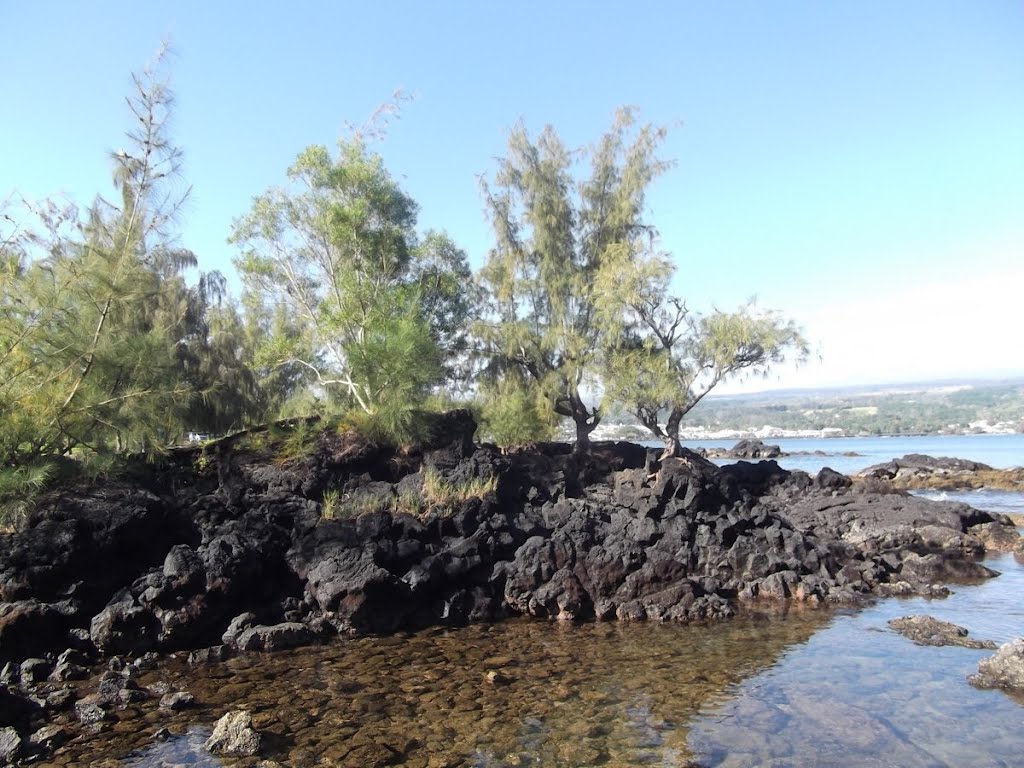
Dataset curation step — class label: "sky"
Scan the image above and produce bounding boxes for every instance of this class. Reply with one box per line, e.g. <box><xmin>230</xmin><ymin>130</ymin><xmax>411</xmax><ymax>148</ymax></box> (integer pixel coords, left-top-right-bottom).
<box><xmin>3</xmin><ymin>2</ymin><xmax>1023</xmax><ymax>394</ymax></box>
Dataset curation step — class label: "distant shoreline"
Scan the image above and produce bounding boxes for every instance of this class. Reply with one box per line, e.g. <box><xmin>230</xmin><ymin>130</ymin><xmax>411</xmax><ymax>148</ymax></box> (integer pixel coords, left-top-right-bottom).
<box><xmin>583</xmin><ymin>425</ymin><xmax>1023</xmax><ymax>443</ymax></box>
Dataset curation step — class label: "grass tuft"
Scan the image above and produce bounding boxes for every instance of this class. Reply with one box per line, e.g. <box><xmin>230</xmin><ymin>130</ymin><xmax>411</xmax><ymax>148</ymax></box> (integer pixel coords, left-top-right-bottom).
<box><xmin>0</xmin><ymin>461</ymin><xmax>58</xmax><ymax>529</ymax></box>
<box><xmin>317</xmin><ymin>469</ymin><xmax>498</xmax><ymax>522</ymax></box>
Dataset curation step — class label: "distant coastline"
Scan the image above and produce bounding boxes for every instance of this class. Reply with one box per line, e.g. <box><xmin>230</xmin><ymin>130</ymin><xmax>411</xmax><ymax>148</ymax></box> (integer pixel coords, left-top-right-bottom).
<box><xmin>583</xmin><ymin>378</ymin><xmax>1024</xmax><ymax>443</ymax></box>
<box><xmin>586</xmin><ymin>421</ymin><xmax>1021</xmax><ymax>443</ymax></box>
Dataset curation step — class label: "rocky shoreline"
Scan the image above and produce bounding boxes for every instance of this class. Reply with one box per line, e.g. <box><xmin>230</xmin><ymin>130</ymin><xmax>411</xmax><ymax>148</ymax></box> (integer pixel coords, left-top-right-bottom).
<box><xmin>0</xmin><ymin>411</ymin><xmax>1021</xmax><ymax>763</ymax></box>
<box><xmin>856</xmin><ymin>453</ymin><xmax>1024</xmax><ymax>492</ymax></box>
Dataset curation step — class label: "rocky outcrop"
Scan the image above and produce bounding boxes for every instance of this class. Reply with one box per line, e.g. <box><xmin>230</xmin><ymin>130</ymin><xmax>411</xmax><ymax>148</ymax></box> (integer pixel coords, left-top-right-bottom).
<box><xmin>969</xmin><ymin>639</ymin><xmax>1024</xmax><ymax>693</ymax></box>
<box><xmin>701</xmin><ymin>439</ymin><xmax>784</xmax><ymax>460</ymax></box>
<box><xmin>0</xmin><ymin>412</ymin><xmax>1018</xmax><ymax>677</ymax></box>
<box><xmin>888</xmin><ymin>616</ymin><xmax>996</xmax><ymax>649</ymax></box>
<box><xmin>858</xmin><ymin>454</ymin><xmax>1024</xmax><ymax>491</ymax></box>
<box><xmin>770</xmin><ymin>477</ymin><xmax>1008</xmax><ymax>593</ymax></box>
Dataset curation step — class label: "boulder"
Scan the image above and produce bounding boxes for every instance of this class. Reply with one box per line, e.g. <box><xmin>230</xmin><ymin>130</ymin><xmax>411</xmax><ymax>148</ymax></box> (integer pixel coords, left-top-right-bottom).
<box><xmin>75</xmin><ymin>701</ymin><xmax>108</xmax><ymax>726</ymax></box>
<box><xmin>969</xmin><ymin>638</ymin><xmax>1024</xmax><ymax>692</ymax></box>
<box><xmin>205</xmin><ymin>710</ymin><xmax>262</xmax><ymax>757</ymax></box>
<box><xmin>0</xmin><ymin>684</ymin><xmax>42</xmax><ymax>731</ymax></box>
<box><xmin>188</xmin><ymin>645</ymin><xmax>232</xmax><ymax>665</ymax></box>
<box><xmin>969</xmin><ymin>521</ymin><xmax>1023</xmax><ymax>553</ymax></box>
<box><xmin>222</xmin><ymin>612</ymin><xmax>257</xmax><ymax>646</ymax></box>
<box><xmin>89</xmin><ymin>590</ymin><xmax>157</xmax><ymax>655</ymax></box>
<box><xmin>162</xmin><ymin>544</ymin><xmax>205</xmax><ymax>590</ymax></box>
<box><xmin>234</xmin><ymin>622</ymin><xmax>314</xmax><ymax>653</ymax></box>
<box><xmin>0</xmin><ymin>728</ymin><xmax>23</xmax><ymax>765</ymax></box>
<box><xmin>19</xmin><ymin>657</ymin><xmax>51</xmax><ymax>684</ymax></box>
<box><xmin>41</xmin><ymin>687</ymin><xmax>76</xmax><ymax>713</ymax></box>
<box><xmin>304</xmin><ymin>549</ymin><xmax>410</xmax><ymax>633</ymax></box>
<box><xmin>50</xmin><ymin>648</ymin><xmax>89</xmax><ymax>682</ymax></box>
<box><xmin>729</xmin><ymin>439</ymin><xmax>783</xmax><ymax>459</ymax></box>
<box><xmin>0</xmin><ymin>599</ymin><xmax>76</xmax><ymax>663</ymax></box>
<box><xmin>29</xmin><ymin>723</ymin><xmax>69</xmax><ymax>752</ymax></box>
<box><xmin>815</xmin><ymin>466</ymin><xmax>853</xmax><ymax>491</ymax></box>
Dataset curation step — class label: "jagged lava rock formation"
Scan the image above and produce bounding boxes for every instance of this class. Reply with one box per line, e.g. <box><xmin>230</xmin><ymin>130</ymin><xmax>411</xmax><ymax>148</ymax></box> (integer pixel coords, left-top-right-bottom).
<box><xmin>1</xmin><ymin>411</ymin><xmax>1018</xmax><ymax>667</ymax></box>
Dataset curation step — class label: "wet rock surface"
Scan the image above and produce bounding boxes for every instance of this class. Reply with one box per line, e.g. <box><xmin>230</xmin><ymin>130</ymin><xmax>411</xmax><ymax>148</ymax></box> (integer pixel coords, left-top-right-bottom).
<box><xmin>888</xmin><ymin>615</ymin><xmax>997</xmax><ymax>649</ymax></box>
<box><xmin>969</xmin><ymin>638</ymin><xmax>1024</xmax><ymax>693</ymax></box>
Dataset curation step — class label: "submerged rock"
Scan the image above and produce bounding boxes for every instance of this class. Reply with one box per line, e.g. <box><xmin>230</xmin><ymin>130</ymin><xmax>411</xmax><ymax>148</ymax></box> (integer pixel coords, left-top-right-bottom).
<box><xmin>969</xmin><ymin>639</ymin><xmax>1024</xmax><ymax>693</ymax></box>
<box><xmin>205</xmin><ymin>710</ymin><xmax>262</xmax><ymax>756</ymax></box>
<box><xmin>159</xmin><ymin>691</ymin><xmax>195</xmax><ymax>710</ymax></box>
<box><xmin>888</xmin><ymin>615</ymin><xmax>996</xmax><ymax>649</ymax></box>
<box><xmin>29</xmin><ymin>723</ymin><xmax>69</xmax><ymax>752</ymax></box>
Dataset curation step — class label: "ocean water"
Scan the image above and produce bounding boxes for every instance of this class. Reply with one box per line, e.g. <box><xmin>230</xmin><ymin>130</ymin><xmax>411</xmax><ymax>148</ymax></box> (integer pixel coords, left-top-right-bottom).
<box><xmin>688</xmin><ymin>548</ymin><xmax>1024</xmax><ymax>767</ymax></box>
<box><xmin>679</xmin><ymin>432</ymin><xmax>1024</xmax><ymax>475</ymax></box>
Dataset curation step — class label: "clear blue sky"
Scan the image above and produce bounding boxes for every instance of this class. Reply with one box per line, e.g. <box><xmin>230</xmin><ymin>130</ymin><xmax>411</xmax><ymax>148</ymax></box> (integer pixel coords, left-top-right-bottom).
<box><xmin>4</xmin><ymin>2</ymin><xmax>1023</xmax><ymax>391</ymax></box>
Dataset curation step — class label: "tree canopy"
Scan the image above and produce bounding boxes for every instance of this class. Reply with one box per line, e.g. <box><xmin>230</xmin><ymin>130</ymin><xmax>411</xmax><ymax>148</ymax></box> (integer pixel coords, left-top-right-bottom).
<box><xmin>476</xmin><ymin>111</ymin><xmax>807</xmax><ymax>455</ymax></box>
<box><xmin>231</xmin><ymin>135</ymin><xmax>473</xmax><ymax>435</ymax></box>
<box><xmin>1</xmin><ymin>48</ymin><xmax>812</xmax><ymax>505</ymax></box>
<box><xmin>476</xmin><ymin>109</ymin><xmax>672</xmax><ymax>453</ymax></box>
<box><xmin>0</xmin><ymin>50</ymin><xmax>239</xmax><ymax>465</ymax></box>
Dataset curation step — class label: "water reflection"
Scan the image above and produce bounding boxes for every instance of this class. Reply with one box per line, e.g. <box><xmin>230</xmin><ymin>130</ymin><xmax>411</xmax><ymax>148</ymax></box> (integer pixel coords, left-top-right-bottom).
<box><xmin>689</xmin><ymin>552</ymin><xmax>1024</xmax><ymax>768</ymax></box>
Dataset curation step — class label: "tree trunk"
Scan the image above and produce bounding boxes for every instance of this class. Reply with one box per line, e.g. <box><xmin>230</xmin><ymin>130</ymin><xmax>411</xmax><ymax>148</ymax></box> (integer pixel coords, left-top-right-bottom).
<box><xmin>660</xmin><ymin>406</ymin><xmax>684</xmax><ymax>460</ymax></box>
<box><xmin>554</xmin><ymin>391</ymin><xmax>599</xmax><ymax>456</ymax></box>
<box><xmin>661</xmin><ymin>434</ymin><xmax>683</xmax><ymax>460</ymax></box>
<box><xmin>574</xmin><ymin>418</ymin><xmax>592</xmax><ymax>455</ymax></box>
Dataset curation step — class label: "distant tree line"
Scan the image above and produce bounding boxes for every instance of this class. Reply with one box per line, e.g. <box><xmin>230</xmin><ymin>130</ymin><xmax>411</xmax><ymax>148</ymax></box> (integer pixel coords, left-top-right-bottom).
<box><xmin>0</xmin><ymin>51</ymin><xmax>806</xmax><ymax>517</ymax></box>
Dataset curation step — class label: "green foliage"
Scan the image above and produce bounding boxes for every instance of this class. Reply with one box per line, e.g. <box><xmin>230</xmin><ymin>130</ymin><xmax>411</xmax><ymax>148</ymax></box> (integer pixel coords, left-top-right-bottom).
<box><xmin>76</xmin><ymin>452</ymin><xmax>125</xmax><ymax>483</ymax></box>
<box><xmin>596</xmin><ymin>236</ymin><xmax>809</xmax><ymax>453</ymax></box>
<box><xmin>0</xmin><ymin>462</ymin><xmax>57</xmax><ymax>528</ymax></box>
<box><xmin>477</xmin><ymin>375</ymin><xmax>556</xmax><ymax>447</ymax></box>
<box><xmin>260</xmin><ymin>418</ymin><xmax>323</xmax><ymax>464</ymax></box>
<box><xmin>0</xmin><ymin>48</ymin><xmax>262</xmax><ymax>468</ymax></box>
<box><xmin>341</xmin><ymin>405</ymin><xmax>435</xmax><ymax>448</ymax></box>
<box><xmin>476</xmin><ymin>108</ymin><xmax>670</xmax><ymax>452</ymax></box>
<box><xmin>231</xmin><ymin>122</ymin><xmax>474</xmax><ymax>421</ymax></box>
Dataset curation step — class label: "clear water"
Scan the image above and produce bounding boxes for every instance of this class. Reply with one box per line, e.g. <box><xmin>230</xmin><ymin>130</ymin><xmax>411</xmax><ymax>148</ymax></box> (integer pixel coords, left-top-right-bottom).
<box><xmin>42</xmin><ymin>438</ymin><xmax>1024</xmax><ymax>768</ymax></box>
<box><xmin>689</xmin><ymin>550</ymin><xmax>1024</xmax><ymax>767</ymax></box>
